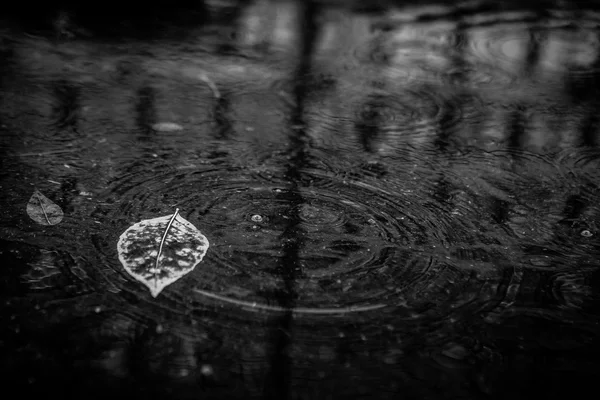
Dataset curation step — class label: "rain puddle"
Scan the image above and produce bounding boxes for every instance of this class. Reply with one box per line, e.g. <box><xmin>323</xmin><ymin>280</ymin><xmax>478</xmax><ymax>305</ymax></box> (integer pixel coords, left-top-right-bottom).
<box><xmin>0</xmin><ymin>1</ymin><xmax>599</xmax><ymax>399</ymax></box>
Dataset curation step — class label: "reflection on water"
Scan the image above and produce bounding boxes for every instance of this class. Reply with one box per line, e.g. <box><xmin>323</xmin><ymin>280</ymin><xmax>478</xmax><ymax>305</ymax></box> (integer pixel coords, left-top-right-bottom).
<box><xmin>1</xmin><ymin>1</ymin><xmax>599</xmax><ymax>399</ymax></box>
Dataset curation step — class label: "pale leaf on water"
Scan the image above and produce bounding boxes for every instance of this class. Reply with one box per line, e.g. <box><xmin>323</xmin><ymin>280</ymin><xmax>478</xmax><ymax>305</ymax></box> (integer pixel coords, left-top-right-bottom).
<box><xmin>117</xmin><ymin>208</ymin><xmax>209</xmax><ymax>297</ymax></box>
<box><xmin>26</xmin><ymin>189</ymin><xmax>64</xmax><ymax>226</ymax></box>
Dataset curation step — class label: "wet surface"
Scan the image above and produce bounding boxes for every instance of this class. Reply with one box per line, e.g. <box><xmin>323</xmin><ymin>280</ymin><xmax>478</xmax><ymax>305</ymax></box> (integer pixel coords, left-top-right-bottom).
<box><xmin>1</xmin><ymin>1</ymin><xmax>600</xmax><ymax>399</ymax></box>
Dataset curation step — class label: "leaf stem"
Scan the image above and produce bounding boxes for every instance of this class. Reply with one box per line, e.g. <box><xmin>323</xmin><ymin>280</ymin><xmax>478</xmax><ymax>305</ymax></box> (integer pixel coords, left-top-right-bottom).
<box><xmin>154</xmin><ymin>208</ymin><xmax>180</xmax><ymax>283</ymax></box>
<box><xmin>36</xmin><ymin>191</ymin><xmax>51</xmax><ymax>225</ymax></box>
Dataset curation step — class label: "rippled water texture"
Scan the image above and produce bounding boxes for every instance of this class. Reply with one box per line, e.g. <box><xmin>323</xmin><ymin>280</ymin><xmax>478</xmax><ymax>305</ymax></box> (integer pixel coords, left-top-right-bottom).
<box><xmin>1</xmin><ymin>1</ymin><xmax>600</xmax><ymax>399</ymax></box>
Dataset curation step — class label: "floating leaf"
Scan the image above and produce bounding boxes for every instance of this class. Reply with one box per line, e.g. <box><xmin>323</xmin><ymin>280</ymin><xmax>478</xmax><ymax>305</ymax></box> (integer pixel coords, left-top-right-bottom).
<box><xmin>27</xmin><ymin>189</ymin><xmax>64</xmax><ymax>225</ymax></box>
<box><xmin>117</xmin><ymin>208</ymin><xmax>209</xmax><ymax>297</ymax></box>
<box><xmin>152</xmin><ymin>122</ymin><xmax>183</xmax><ymax>132</ymax></box>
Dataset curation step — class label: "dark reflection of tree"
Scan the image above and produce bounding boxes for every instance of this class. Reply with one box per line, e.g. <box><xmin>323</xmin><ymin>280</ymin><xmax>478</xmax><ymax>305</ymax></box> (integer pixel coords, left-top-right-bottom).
<box><xmin>431</xmin><ymin>176</ymin><xmax>453</xmax><ymax>206</ymax></box>
<box><xmin>431</xmin><ymin>19</ymin><xmax>466</xmax><ymax>205</ymax></box>
<box><xmin>354</xmin><ymin>96</ymin><xmax>383</xmax><ymax>153</ymax></box>
<box><xmin>261</xmin><ymin>1</ymin><xmax>322</xmax><ymax>399</ymax></box>
<box><xmin>435</xmin><ymin>98</ymin><xmax>458</xmax><ymax>152</ymax></box>
<box><xmin>578</xmin><ymin>104</ymin><xmax>599</xmax><ymax>147</ymax></box>
<box><xmin>0</xmin><ymin>39</ymin><xmax>15</xmax><ymax>167</ymax></box>
<box><xmin>52</xmin><ymin>79</ymin><xmax>80</xmax><ymax>133</ymax></box>
<box><xmin>135</xmin><ymin>86</ymin><xmax>156</xmax><ymax>136</ymax></box>
<box><xmin>214</xmin><ymin>0</ymin><xmax>253</xmax><ymax>54</ymax></box>
<box><xmin>506</xmin><ymin>104</ymin><xmax>527</xmax><ymax>150</ymax></box>
<box><xmin>490</xmin><ymin>197</ymin><xmax>510</xmax><ymax>225</ymax></box>
<box><xmin>565</xmin><ymin>31</ymin><xmax>600</xmax><ymax>147</ymax></box>
<box><xmin>524</xmin><ymin>28</ymin><xmax>544</xmax><ymax>78</ymax></box>
<box><xmin>59</xmin><ymin>176</ymin><xmax>80</xmax><ymax>214</ymax></box>
<box><xmin>213</xmin><ymin>94</ymin><xmax>233</xmax><ymax>140</ymax></box>
<box><xmin>522</xmin><ymin>2</ymin><xmax>549</xmax><ymax>78</ymax></box>
<box><xmin>436</xmin><ymin>16</ymin><xmax>468</xmax><ymax>152</ymax></box>
<box><xmin>497</xmin><ymin>10</ymin><xmax>541</xmax><ymax>151</ymax></box>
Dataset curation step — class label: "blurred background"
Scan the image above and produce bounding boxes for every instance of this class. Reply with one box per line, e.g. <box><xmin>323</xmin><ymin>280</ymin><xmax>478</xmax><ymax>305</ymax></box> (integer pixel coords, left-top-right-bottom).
<box><xmin>1</xmin><ymin>1</ymin><xmax>599</xmax><ymax>399</ymax></box>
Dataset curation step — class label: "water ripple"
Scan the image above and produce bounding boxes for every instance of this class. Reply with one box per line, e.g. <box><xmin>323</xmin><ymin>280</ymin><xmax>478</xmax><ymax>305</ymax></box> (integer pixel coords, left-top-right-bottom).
<box><xmin>306</xmin><ymin>83</ymin><xmax>485</xmax><ymax>154</ymax></box>
<box><xmin>81</xmin><ymin>152</ymin><xmax>527</xmax><ymax>323</ymax></box>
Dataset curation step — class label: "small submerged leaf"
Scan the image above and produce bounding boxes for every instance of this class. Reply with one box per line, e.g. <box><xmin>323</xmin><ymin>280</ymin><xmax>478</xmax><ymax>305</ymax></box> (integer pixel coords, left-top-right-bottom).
<box><xmin>27</xmin><ymin>189</ymin><xmax>64</xmax><ymax>225</ymax></box>
<box><xmin>152</xmin><ymin>122</ymin><xmax>183</xmax><ymax>132</ymax></box>
<box><xmin>117</xmin><ymin>208</ymin><xmax>209</xmax><ymax>297</ymax></box>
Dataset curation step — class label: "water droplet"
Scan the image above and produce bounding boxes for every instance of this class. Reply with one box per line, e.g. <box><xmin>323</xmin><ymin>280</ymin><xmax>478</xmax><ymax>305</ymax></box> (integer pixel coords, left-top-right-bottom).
<box><xmin>251</xmin><ymin>214</ymin><xmax>263</xmax><ymax>222</ymax></box>
<box><xmin>156</xmin><ymin>324</ymin><xmax>164</xmax><ymax>334</ymax></box>
<box><xmin>94</xmin><ymin>306</ymin><xmax>101</xmax><ymax>313</ymax></box>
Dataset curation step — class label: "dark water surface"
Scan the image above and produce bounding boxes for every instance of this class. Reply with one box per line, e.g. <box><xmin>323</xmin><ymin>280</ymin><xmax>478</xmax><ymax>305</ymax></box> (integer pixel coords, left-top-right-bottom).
<box><xmin>1</xmin><ymin>1</ymin><xmax>600</xmax><ymax>399</ymax></box>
